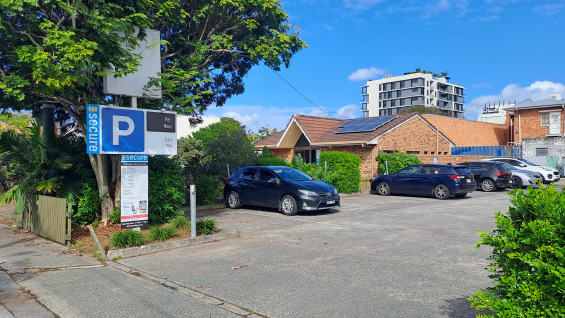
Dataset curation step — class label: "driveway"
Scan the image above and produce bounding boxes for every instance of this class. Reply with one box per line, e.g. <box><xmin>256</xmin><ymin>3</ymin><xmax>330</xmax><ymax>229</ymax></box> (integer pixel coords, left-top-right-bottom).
<box><xmin>118</xmin><ymin>190</ymin><xmax>512</xmax><ymax>318</ymax></box>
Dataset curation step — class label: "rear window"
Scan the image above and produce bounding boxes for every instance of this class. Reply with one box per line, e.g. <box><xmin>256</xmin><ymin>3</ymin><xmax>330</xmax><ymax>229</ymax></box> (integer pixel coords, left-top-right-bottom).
<box><xmin>454</xmin><ymin>168</ymin><xmax>471</xmax><ymax>175</ymax></box>
<box><xmin>421</xmin><ymin>166</ymin><xmax>452</xmax><ymax>175</ymax></box>
<box><xmin>496</xmin><ymin>164</ymin><xmax>510</xmax><ymax>173</ymax></box>
<box><xmin>239</xmin><ymin>169</ymin><xmax>257</xmax><ymax>180</ymax></box>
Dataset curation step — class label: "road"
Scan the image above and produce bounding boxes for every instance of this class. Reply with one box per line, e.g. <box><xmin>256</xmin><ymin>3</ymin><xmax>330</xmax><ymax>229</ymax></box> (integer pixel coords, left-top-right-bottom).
<box><xmin>1</xmin><ymin>187</ymin><xmax>527</xmax><ymax>317</ymax></box>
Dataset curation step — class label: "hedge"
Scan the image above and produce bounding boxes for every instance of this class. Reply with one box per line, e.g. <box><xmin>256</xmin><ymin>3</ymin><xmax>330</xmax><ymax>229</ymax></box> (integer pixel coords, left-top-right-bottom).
<box><xmin>318</xmin><ymin>151</ymin><xmax>361</xmax><ymax>193</ymax></box>
<box><xmin>375</xmin><ymin>152</ymin><xmax>422</xmax><ymax>175</ymax></box>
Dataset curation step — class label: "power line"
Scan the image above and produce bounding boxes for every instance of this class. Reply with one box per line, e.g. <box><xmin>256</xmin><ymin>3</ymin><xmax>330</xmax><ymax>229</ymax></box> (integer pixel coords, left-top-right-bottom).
<box><xmin>270</xmin><ymin>69</ymin><xmax>333</xmax><ymax>118</ymax></box>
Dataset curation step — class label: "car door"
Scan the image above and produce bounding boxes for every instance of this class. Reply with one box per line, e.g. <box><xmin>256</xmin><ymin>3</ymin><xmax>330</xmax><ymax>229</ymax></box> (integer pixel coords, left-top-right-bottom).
<box><xmin>253</xmin><ymin>169</ymin><xmax>281</xmax><ymax>207</ymax></box>
<box><xmin>237</xmin><ymin>168</ymin><xmax>258</xmax><ymax>204</ymax></box>
<box><xmin>469</xmin><ymin>163</ymin><xmax>488</xmax><ymax>185</ymax></box>
<box><xmin>390</xmin><ymin>166</ymin><xmax>421</xmax><ymax>194</ymax></box>
<box><xmin>420</xmin><ymin>166</ymin><xmax>447</xmax><ymax>194</ymax></box>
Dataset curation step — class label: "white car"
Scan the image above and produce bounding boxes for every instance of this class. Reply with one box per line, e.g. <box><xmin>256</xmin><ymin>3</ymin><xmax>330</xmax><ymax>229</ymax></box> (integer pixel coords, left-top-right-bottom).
<box><xmin>482</xmin><ymin>158</ymin><xmax>560</xmax><ymax>184</ymax></box>
<box><xmin>500</xmin><ymin>163</ymin><xmax>541</xmax><ymax>188</ymax></box>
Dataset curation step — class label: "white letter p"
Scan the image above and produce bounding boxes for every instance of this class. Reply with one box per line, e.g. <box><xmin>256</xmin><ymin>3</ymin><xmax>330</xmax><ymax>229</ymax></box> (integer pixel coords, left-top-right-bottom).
<box><xmin>113</xmin><ymin>115</ymin><xmax>135</xmax><ymax>145</ymax></box>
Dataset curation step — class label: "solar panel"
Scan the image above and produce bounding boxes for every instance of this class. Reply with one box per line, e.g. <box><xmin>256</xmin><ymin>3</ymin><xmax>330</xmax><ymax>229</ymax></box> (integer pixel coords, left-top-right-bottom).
<box><xmin>335</xmin><ymin>116</ymin><xmax>397</xmax><ymax>134</ymax></box>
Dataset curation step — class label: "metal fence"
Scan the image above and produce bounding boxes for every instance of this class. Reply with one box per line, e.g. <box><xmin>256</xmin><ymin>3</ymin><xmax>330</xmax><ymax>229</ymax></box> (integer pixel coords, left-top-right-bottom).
<box><xmin>451</xmin><ymin>146</ymin><xmax>520</xmax><ymax>157</ymax></box>
<box><xmin>21</xmin><ymin>195</ymin><xmax>72</xmax><ymax>244</ymax></box>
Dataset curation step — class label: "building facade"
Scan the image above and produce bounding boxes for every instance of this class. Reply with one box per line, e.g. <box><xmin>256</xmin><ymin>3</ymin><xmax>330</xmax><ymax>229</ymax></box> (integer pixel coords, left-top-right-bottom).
<box><xmin>360</xmin><ymin>73</ymin><xmax>466</xmax><ymax>118</ymax></box>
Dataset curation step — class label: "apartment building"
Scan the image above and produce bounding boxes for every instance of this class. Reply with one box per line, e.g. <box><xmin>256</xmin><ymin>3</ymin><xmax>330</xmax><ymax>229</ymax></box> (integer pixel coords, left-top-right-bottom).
<box><xmin>360</xmin><ymin>73</ymin><xmax>466</xmax><ymax>118</ymax></box>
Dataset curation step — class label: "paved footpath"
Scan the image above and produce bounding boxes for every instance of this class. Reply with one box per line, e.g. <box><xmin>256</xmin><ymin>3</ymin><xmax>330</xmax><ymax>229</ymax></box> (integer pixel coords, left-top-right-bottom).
<box><xmin>0</xmin><ymin>224</ymin><xmax>257</xmax><ymax>318</ymax></box>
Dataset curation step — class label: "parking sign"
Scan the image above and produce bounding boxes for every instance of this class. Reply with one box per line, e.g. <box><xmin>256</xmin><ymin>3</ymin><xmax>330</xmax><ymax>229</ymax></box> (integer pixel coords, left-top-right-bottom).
<box><xmin>87</xmin><ymin>104</ymin><xmax>177</xmax><ymax>155</ymax></box>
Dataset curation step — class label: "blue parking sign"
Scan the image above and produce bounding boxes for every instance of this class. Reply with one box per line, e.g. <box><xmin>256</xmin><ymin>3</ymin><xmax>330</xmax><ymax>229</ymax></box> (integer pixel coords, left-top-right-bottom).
<box><xmin>101</xmin><ymin>108</ymin><xmax>145</xmax><ymax>153</ymax></box>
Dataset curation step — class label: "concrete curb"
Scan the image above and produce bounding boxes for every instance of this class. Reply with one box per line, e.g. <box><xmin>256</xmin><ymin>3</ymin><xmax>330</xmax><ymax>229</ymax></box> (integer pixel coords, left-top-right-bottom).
<box><xmin>107</xmin><ymin>231</ymin><xmax>240</xmax><ymax>260</ymax></box>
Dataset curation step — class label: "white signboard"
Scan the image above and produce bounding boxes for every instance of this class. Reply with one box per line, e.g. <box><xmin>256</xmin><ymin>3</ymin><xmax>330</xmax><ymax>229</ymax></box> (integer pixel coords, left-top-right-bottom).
<box><xmin>121</xmin><ymin>155</ymin><xmax>149</xmax><ymax>229</ymax></box>
<box><xmin>103</xmin><ymin>28</ymin><xmax>161</xmax><ymax>98</ymax></box>
<box><xmin>86</xmin><ymin>104</ymin><xmax>177</xmax><ymax>155</ymax></box>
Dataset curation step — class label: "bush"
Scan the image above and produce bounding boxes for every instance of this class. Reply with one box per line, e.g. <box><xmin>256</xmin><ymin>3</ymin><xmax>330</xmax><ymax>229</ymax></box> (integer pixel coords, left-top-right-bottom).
<box><xmin>108</xmin><ymin>208</ymin><xmax>120</xmax><ymax>224</ymax></box>
<box><xmin>469</xmin><ymin>184</ymin><xmax>565</xmax><ymax>316</ymax></box>
<box><xmin>194</xmin><ymin>175</ymin><xmax>223</xmax><ymax>205</ymax></box>
<box><xmin>375</xmin><ymin>152</ymin><xmax>422</xmax><ymax>175</ymax></box>
<box><xmin>171</xmin><ymin>215</ymin><xmax>190</xmax><ymax>230</ymax></box>
<box><xmin>148</xmin><ymin>156</ymin><xmax>185</xmax><ymax>224</ymax></box>
<box><xmin>256</xmin><ymin>146</ymin><xmax>290</xmax><ymax>166</ymax></box>
<box><xmin>111</xmin><ymin>230</ymin><xmax>145</xmax><ymax>248</ymax></box>
<box><xmin>148</xmin><ymin>226</ymin><xmax>177</xmax><ymax>242</ymax></box>
<box><xmin>318</xmin><ymin>151</ymin><xmax>361</xmax><ymax>194</ymax></box>
<box><xmin>75</xmin><ymin>186</ymin><xmax>102</xmax><ymax>225</ymax></box>
<box><xmin>196</xmin><ymin>218</ymin><xmax>217</xmax><ymax>235</ymax></box>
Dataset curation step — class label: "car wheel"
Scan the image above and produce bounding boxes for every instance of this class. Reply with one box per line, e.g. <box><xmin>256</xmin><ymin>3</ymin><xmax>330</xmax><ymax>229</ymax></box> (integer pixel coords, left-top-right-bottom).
<box><xmin>377</xmin><ymin>182</ymin><xmax>391</xmax><ymax>196</ymax></box>
<box><xmin>280</xmin><ymin>195</ymin><xmax>298</xmax><ymax>216</ymax></box>
<box><xmin>227</xmin><ymin>191</ymin><xmax>242</xmax><ymax>209</ymax></box>
<box><xmin>454</xmin><ymin>193</ymin><xmax>468</xmax><ymax>198</ymax></box>
<box><xmin>481</xmin><ymin>179</ymin><xmax>496</xmax><ymax>192</ymax></box>
<box><xmin>512</xmin><ymin>176</ymin><xmax>522</xmax><ymax>189</ymax></box>
<box><xmin>433</xmin><ymin>184</ymin><xmax>450</xmax><ymax>200</ymax></box>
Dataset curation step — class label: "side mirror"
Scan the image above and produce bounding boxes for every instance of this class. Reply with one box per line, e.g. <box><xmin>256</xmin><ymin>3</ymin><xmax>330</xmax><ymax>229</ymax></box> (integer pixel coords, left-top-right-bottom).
<box><xmin>268</xmin><ymin>178</ymin><xmax>277</xmax><ymax>183</ymax></box>
<box><xmin>519</xmin><ymin>164</ymin><xmax>526</xmax><ymax>167</ymax></box>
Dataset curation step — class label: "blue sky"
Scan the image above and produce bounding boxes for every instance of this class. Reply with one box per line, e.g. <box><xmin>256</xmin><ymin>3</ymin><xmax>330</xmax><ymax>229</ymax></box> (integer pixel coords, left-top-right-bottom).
<box><xmin>206</xmin><ymin>0</ymin><xmax>565</xmax><ymax>132</ymax></box>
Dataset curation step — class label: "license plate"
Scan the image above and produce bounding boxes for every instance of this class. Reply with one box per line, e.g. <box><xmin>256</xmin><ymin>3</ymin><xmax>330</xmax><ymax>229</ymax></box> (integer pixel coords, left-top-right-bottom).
<box><xmin>466</xmin><ymin>179</ymin><xmax>471</xmax><ymax>183</ymax></box>
<box><xmin>327</xmin><ymin>200</ymin><xmax>335</xmax><ymax>205</ymax></box>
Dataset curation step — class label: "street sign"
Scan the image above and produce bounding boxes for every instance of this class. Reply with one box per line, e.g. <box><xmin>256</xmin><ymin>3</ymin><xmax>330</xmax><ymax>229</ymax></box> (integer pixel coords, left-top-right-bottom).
<box><xmin>120</xmin><ymin>155</ymin><xmax>149</xmax><ymax>229</ymax></box>
<box><xmin>86</xmin><ymin>104</ymin><xmax>177</xmax><ymax>155</ymax></box>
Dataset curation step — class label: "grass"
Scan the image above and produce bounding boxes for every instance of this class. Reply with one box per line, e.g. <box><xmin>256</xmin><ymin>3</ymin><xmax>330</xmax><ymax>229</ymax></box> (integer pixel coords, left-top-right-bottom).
<box><xmin>111</xmin><ymin>230</ymin><xmax>145</xmax><ymax>248</ymax></box>
<box><xmin>148</xmin><ymin>226</ymin><xmax>177</xmax><ymax>242</ymax></box>
<box><xmin>196</xmin><ymin>218</ymin><xmax>217</xmax><ymax>235</ymax></box>
<box><xmin>171</xmin><ymin>215</ymin><xmax>190</xmax><ymax>230</ymax></box>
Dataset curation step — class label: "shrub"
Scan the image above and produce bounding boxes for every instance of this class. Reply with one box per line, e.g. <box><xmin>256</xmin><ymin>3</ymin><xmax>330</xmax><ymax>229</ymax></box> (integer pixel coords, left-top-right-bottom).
<box><xmin>196</xmin><ymin>218</ymin><xmax>217</xmax><ymax>235</ymax></box>
<box><xmin>469</xmin><ymin>184</ymin><xmax>565</xmax><ymax>316</ymax></box>
<box><xmin>148</xmin><ymin>156</ymin><xmax>185</xmax><ymax>224</ymax></box>
<box><xmin>111</xmin><ymin>230</ymin><xmax>145</xmax><ymax>248</ymax></box>
<box><xmin>194</xmin><ymin>175</ymin><xmax>223</xmax><ymax>205</ymax></box>
<box><xmin>109</xmin><ymin>208</ymin><xmax>121</xmax><ymax>224</ymax></box>
<box><xmin>75</xmin><ymin>186</ymin><xmax>102</xmax><ymax>225</ymax></box>
<box><xmin>256</xmin><ymin>146</ymin><xmax>290</xmax><ymax>166</ymax></box>
<box><xmin>375</xmin><ymin>152</ymin><xmax>422</xmax><ymax>175</ymax></box>
<box><xmin>148</xmin><ymin>226</ymin><xmax>177</xmax><ymax>242</ymax></box>
<box><xmin>318</xmin><ymin>151</ymin><xmax>361</xmax><ymax>194</ymax></box>
<box><xmin>171</xmin><ymin>215</ymin><xmax>190</xmax><ymax>230</ymax></box>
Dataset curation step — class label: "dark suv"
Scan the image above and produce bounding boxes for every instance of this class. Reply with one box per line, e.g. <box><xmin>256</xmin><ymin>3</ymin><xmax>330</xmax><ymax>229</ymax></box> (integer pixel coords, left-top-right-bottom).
<box><xmin>224</xmin><ymin>166</ymin><xmax>340</xmax><ymax>216</ymax></box>
<box><xmin>459</xmin><ymin>161</ymin><xmax>512</xmax><ymax>192</ymax></box>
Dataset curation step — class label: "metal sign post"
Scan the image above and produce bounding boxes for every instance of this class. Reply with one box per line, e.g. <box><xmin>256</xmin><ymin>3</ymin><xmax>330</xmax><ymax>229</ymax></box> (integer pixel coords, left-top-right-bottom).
<box><xmin>190</xmin><ymin>185</ymin><xmax>196</xmax><ymax>238</ymax></box>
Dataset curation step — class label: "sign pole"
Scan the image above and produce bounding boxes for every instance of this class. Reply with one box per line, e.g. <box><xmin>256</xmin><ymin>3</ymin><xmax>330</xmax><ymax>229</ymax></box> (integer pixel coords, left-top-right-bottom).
<box><xmin>190</xmin><ymin>185</ymin><xmax>196</xmax><ymax>238</ymax></box>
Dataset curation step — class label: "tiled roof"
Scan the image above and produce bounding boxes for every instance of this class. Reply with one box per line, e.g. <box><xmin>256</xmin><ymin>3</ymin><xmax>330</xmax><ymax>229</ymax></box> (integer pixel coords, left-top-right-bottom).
<box><xmin>506</xmin><ymin>98</ymin><xmax>565</xmax><ymax>110</ymax></box>
<box><xmin>294</xmin><ymin>115</ymin><xmax>345</xmax><ymax>142</ymax></box>
<box><xmin>314</xmin><ymin>113</ymin><xmax>418</xmax><ymax>144</ymax></box>
<box><xmin>254</xmin><ymin>130</ymin><xmax>285</xmax><ymax>147</ymax></box>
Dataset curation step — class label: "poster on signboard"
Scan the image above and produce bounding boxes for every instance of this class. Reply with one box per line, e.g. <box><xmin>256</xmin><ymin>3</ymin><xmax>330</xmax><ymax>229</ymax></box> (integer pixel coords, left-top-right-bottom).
<box><xmin>121</xmin><ymin>155</ymin><xmax>149</xmax><ymax>229</ymax></box>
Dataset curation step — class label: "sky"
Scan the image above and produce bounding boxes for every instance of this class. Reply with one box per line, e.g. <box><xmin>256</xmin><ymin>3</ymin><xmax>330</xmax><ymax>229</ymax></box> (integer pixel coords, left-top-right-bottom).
<box><xmin>205</xmin><ymin>0</ymin><xmax>565</xmax><ymax>132</ymax></box>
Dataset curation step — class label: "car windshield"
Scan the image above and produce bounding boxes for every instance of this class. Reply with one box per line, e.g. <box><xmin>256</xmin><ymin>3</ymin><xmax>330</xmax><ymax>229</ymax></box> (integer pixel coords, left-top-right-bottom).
<box><xmin>272</xmin><ymin>167</ymin><xmax>314</xmax><ymax>182</ymax></box>
<box><xmin>503</xmin><ymin>163</ymin><xmax>516</xmax><ymax>170</ymax></box>
<box><xmin>517</xmin><ymin>159</ymin><xmax>537</xmax><ymax>166</ymax></box>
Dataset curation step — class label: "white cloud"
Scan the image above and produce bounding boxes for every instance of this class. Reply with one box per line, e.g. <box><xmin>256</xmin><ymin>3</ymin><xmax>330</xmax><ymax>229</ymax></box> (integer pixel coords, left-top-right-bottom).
<box><xmin>223</xmin><ymin>111</ymin><xmax>261</xmax><ymax>127</ymax></box>
<box><xmin>342</xmin><ymin>0</ymin><xmax>386</xmax><ymax>11</ymax></box>
<box><xmin>336</xmin><ymin>104</ymin><xmax>360</xmax><ymax>119</ymax></box>
<box><xmin>467</xmin><ymin>81</ymin><xmax>565</xmax><ymax>119</ymax></box>
<box><xmin>348</xmin><ymin>67</ymin><xmax>385</xmax><ymax>81</ymax></box>
<box><xmin>532</xmin><ymin>4</ymin><xmax>564</xmax><ymax>16</ymax></box>
<box><xmin>423</xmin><ymin>0</ymin><xmax>452</xmax><ymax>18</ymax></box>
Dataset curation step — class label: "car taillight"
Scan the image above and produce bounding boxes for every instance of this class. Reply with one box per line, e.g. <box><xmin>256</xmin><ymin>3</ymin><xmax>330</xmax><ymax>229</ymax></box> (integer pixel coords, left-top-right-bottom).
<box><xmin>227</xmin><ymin>177</ymin><xmax>232</xmax><ymax>181</ymax></box>
<box><xmin>449</xmin><ymin>175</ymin><xmax>465</xmax><ymax>180</ymax></box>
<box><xmin>495</xmin><ymin>172</ymin><xmax>507</xmax><ymax>176</ymax></box>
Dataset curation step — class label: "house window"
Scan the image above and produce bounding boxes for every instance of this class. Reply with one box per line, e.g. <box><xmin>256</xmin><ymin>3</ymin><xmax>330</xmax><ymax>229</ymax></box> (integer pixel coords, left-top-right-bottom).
<box><xmin>406</xmin><ymin>151</ymin><xmax>420</xmax><ymax>154</ymax></box>
<box><xmin>412</xmin><ymin>97</ymin><xmax>419</xmax><ymax>102</ymax></box>
<box><xmin>379</xmin><ymin>102</ymin><xmax>381</xmax><ymax>108</ymax></box>
<box><xmin>383</xmin><ymin>84</ymin><xmax>387</xmax><ymax>91</ymax></box>
<box><xmin>426</xmin><ymin>81</ymin><xmax>429</xmax><ymax>87</ymax></box>
<box><xmin>542</xmin><ymin>113</ymin><xmax>550</xmax><ymax>126</ymax></box>
<box><xmin>421</xmin><ymin>88</ymin><xmax>424</xmax><ymax>95</ymax></box>
<box><xmin>391</xmin><ymin>82</ymin><xmax>396</xmax><ymax>89</ymax></box>
<box><xmin>391</xmin><ymin>100</ymin><xmax>396</xmax><ymax>107</ymax></box>
<box><xmin>536</xmin><ymin>148</ymin><xmax>549</xmax><ymax>156</ymax></box>
<box><xmin>382</xmin><ymin>101</ymin><xmax>387</xmax><ymax>108</ymax></box>
<box><xmin>411</xmin><ymin>79</ymin><xmax>419</xmax><ymax>84</ymax></box>
<box><xmin>361</xmin><ymin>103</ymin><xmax>367</xmax><ymax>110</ymax></box>
<box><xmin>400</xmin><ymin>99</ymin><xmax>406</xmax><ymax>106</ymax></box>
<box><xmin>401</xmin><ymin>81</ymin><xmax>405</xmax><ymax>88</ymax></box>
<box><xmin>362</xmin><ymin>87</ymin><xmax>367</xmax><ymax>94</ymax></box>
<box><xmin>388</xmin><ymin>92</ymin><xmax>393</xmax><ymax>99</ymax></box>
<box><xmin>412</xmin><ymin>88</ymin><xmax>418</xmax><ymax>92</ymax></box>
<box><xmin>378</xmin><ymin>85</ymin><xmax>381</xmax><ymax>92</ymax></box>
<box><xmin>397</xmin><ymin>91</ymin><xmax>402</xmax><ymax>97</ymax></box>
<box><xmin>362</xmin><ymin>95</ymin><xmax>368</xmax><ymax>102</ymax></box>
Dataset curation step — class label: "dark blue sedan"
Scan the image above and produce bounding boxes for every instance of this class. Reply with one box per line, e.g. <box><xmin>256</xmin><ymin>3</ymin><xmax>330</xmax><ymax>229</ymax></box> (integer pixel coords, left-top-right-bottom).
<box><xmin>370</xmin><ymin>164</ymin><xmax>476</xmax><ymax>199</ymax></box>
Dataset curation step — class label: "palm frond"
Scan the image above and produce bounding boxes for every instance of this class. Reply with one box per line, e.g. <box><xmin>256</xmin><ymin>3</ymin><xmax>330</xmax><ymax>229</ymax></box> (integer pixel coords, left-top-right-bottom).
<box><xmin>34</xmin><ymin>177</ymin><xmax>63</xmax><ymax>194</ymax></box>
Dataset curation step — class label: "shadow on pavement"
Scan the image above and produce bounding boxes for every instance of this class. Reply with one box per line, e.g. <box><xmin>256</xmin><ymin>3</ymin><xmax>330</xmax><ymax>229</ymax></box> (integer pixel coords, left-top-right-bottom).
<box><xmin>439</xmin><ymin>296</ymin><xmax>491</xmax><ymax>318</ymax></box>
<box><xmin>236</xmin><ymin>205</ymin><xmax>341</xmax><ymax>217</ymax></box>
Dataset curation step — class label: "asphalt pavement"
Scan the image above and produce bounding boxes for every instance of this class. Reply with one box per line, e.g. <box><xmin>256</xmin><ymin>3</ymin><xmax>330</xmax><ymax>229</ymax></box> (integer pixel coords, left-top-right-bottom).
<box><xmin>2</xmin><ymin>182</ymin><xmax>560</xmax><ymax>318</ymax></box>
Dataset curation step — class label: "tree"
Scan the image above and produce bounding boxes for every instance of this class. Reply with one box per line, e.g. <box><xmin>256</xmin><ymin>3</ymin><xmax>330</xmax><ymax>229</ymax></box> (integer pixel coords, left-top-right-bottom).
<box><xmin>175</xmin><ymin>137</ymin><xmax>205</xmax><ymax>167</ymax></box>
<box><xmin>258</xmin><ymin>126</ymin><xmax>278</xmax><ymax>139</ymax></box>
<box><xmin>0</xmin><ymin>1</ymin><xmax>306</xmax><ymax>222</ymax></box>
<box><xmin>399</xmin><ymin>105</ymin><xmax>446</xmax><ymax>116</ymax></box>
<box><xmin>0</xmin><ymin>112</ymin><xmax>31</xmax><ymax>134</ymax></box>
<box><xmin>404</xmin><ymin>68</ymin><xmax>448</xmax><ymax>78</ymax></box>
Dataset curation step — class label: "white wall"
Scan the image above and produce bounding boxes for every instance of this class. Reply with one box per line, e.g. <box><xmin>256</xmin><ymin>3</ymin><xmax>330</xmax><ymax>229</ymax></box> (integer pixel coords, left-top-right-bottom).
<box><xmin>177</xmin><ymin>115</ymin><xmax>221</xmax><ymax>139</ymax></box>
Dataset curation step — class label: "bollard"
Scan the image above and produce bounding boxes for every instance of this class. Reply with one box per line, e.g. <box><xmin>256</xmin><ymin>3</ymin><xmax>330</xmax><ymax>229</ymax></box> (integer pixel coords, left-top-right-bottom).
<box><xmin>190</xmin><ymin>185</ymin><xmax>196</xmax><ymax>238</ymax></box>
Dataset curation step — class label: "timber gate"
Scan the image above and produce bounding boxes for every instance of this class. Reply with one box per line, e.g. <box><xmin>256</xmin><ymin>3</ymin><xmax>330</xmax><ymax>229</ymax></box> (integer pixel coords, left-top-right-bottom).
<box><xmin>21</xmin><ymin>195</ymin><xmax>72</xmax><ymax>244</ymax></box>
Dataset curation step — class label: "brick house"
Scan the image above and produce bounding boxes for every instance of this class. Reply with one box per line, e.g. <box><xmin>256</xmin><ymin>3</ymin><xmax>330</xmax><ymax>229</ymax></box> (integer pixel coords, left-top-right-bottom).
<box><xmin>255</xmin><ymin>113</ymin><xmax>509</xmax><ymax>177</ymax></box>
<box><xmin>505</xmin><ymin>96</ymin><xmax>565</xmax><ymax>157</ymax></box>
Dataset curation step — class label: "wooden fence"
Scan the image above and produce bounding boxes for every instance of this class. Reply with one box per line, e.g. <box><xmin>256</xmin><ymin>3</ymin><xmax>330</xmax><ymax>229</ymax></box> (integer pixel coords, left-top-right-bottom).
<box><xmin>22</xmin><ymin>195</ymin><xmax>72</xmax><ymax>244</ymax></box>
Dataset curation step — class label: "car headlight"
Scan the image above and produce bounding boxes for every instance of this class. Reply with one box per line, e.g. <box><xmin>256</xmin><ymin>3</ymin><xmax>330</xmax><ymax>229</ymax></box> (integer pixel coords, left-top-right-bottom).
<box><xmin>298</xmin><ymin>189</ymin><xmax>317</xmax><ymax>196</ymax></box>
<box><xmin>541</xmin><ymin>167</ymin><xmax>552</xmax><ymax>171</ymax></box>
